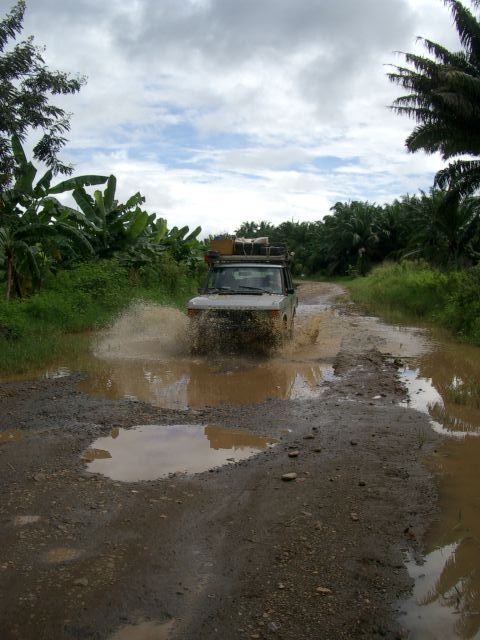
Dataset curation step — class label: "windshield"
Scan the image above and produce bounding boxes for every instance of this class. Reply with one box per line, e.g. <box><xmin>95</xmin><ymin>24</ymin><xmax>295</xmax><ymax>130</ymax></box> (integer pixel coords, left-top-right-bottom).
<box><xmin>206</xmin><ymin>266</ymin><xmax>284</xmax><ymax>294</ymax></box>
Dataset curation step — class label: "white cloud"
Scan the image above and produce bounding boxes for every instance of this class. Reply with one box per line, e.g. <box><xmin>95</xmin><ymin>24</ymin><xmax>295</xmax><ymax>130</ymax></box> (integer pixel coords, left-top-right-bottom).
<box><xmin>0</xmin><ymin>0</ymin><xmax>468</xmax><ymax>233</ymax></box>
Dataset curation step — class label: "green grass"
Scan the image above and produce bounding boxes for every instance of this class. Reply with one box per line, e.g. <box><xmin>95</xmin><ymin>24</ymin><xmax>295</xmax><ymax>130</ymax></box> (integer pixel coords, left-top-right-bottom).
<box><xmin>345</xmin><ymin>261</ymin><xmax>480</xmax><ymax>345</ymax></box>
<box><xmin>0</xmin><ymin>257</ymin><xmax>201</xmax><ymax>375</ymax></box>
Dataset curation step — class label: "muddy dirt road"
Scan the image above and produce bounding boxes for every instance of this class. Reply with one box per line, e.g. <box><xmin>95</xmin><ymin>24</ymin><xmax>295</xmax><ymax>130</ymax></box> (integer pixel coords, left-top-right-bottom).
<box><xmin>0</xmin><ymin>283</ymin><xmax>440</xmax><ymax>640</ymax></box>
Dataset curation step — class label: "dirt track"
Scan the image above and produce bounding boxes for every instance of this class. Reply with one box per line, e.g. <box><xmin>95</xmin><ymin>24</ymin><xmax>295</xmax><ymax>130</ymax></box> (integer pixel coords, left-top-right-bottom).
<box><xmin>0</xmin><ymin>283</ymin><xmax>439</xmax><ymax>640</ymax></box>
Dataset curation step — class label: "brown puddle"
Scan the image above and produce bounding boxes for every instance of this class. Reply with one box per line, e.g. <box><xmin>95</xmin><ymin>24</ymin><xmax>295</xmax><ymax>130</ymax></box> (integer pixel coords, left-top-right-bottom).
<box><xmin>83</xmin><ymin>424</ymin><xmax>276</xmax><ymax>481</ymax></box>
<box><xmin>0</xmin><ymin>299</ymin><xmax>343</xmax><ymax>409</ymax></box>
<box><xmin>396</xmin><ymin>334</ymin><xmax>480</xmax><ymax>639</ymax></box>
<box><xmin>0</xmin><ymin>430</ymin><xmax>23</xmax><ymax>443</ymax></box>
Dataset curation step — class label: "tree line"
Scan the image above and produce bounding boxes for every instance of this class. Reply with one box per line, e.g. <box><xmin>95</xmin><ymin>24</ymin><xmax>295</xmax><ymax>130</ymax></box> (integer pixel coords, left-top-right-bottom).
<box><xmin>236</xmin><ymin>190</ymin><xmax>480</xmax><ymax>276</ymax></box>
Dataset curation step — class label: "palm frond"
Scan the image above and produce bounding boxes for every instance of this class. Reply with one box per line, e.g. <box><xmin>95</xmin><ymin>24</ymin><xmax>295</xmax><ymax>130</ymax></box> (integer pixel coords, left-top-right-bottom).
<box><xmin>444</xmin><ymin>0</ymin><xmax>480</xmax><ymax>58</ymax></box>
<box><xmin>435</xmin><ymin>159</ymin><xmax>480</xmax><ymax>196</ymax></box>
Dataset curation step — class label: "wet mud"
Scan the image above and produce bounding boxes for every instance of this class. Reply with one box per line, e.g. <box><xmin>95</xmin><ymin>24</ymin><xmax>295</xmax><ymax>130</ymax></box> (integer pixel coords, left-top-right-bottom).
<box><xmin>0</xmin><ymin>282</ymin><xmax>477</xmax><ymax>639</ymax></box>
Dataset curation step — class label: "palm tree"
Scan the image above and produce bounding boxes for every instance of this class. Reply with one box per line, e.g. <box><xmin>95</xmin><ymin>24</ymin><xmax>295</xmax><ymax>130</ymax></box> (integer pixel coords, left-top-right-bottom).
<box><xmin>389</xmin><ymin>0</ymin><xmax>480</xmax><ymax>196</ymax></box>
<box><xmin>401</xmin><ymin>189</ymin><xmax>480</xmax><ymax>266</ymax></box>
<box><xmin>323</xmin><ymin>201</ymin><xmax>385</xmax><ymax>275</ymax></box>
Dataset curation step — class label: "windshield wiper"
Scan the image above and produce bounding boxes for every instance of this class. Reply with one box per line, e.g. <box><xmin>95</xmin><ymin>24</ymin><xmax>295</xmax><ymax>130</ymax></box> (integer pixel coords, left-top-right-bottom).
<box><xmin>238</xmin><ymin>285</ymin><xmax>268</xmax><ymax>293</ymax></box>
<box><xmin>206</xmin><ymin>286</ymin><xmax>236</xmax><ymax>294</ymax></box>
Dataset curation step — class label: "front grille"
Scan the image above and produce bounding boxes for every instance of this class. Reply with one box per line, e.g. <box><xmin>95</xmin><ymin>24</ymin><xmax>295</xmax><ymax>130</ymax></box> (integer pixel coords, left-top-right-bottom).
<box><xmin>205</xmin><ymin>309</ymin><xmax>259</xmax><ymax>329</ymax></box>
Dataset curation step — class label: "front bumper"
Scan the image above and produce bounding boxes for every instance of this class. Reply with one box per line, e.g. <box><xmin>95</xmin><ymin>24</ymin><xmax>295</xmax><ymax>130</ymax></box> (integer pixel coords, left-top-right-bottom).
<box><xmin>189</xmin><ymin>309</ymin><xmax>282</xmax><ymax>343</ymax></box>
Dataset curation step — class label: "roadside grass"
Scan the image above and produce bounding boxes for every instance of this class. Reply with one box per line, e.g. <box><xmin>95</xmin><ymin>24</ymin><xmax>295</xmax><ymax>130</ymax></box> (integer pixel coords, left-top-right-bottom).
<box><xmin>345</xmin><ymin>261</ymin><xmax>480</xmax><ymax>346</ymax></box>
<box><xmin>0</xmin><ymin>257</ymin><xmax>202</xmax><ymax>375</ymax></box>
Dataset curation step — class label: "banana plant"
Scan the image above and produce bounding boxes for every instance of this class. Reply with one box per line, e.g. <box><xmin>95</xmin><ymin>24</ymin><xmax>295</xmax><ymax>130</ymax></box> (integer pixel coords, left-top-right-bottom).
<box><xmin>0</xmin><ymin>136</ymin><xmax>107</xmax><ymax>298</ymax></box>
<box><xmin>70</xmin><ymin>177</ymin><xmax>202</xmax><ymax>268</ymax></box>
<box><xmin>71</xmin><ymin>175</ymin><xmax>159</xmax><ymax>257</ymax></box>
<box><xmin>163</xmin><ymin>224</ymin><xmax>202</xmax><ymax>264</ymax></box>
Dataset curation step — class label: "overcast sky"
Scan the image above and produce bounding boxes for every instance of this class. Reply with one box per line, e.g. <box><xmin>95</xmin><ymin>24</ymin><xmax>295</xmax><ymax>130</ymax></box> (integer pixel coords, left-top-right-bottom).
<box><xmin>1</xmin><ymin>0</ymin><xmax>466</xmax><ymax>235</ymax></box>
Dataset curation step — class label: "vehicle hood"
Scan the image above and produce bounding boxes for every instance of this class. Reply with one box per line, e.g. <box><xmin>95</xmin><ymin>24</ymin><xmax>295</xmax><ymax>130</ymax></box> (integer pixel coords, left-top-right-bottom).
<box><xmin>188</xmin><ymin>294</ymin><xmax>285</xmax><ymax>311</ymax></box>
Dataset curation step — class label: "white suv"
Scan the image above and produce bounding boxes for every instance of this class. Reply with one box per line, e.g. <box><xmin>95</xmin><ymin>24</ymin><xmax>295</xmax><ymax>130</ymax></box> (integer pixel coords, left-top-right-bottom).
<box><xmin>187</xmin><ymin>256</ymin><xmax>297</xmax><ymax>350</ymax></box>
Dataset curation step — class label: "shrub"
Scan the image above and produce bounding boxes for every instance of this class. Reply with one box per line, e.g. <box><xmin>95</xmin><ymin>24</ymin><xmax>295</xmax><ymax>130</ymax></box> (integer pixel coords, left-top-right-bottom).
<box><xmin>347</xmin><ymin>261</ymin><xmax>480</xmax><ymax>345</ymax></box>
<box><xmin>0</xmin><ymin>257</ymin><xmax>201</xmax><ymax>374</ymax></box>
<box><xmin>442</xmin><ymin>265</ymin><xmax>480</xmax><ymax>343</ymax></box>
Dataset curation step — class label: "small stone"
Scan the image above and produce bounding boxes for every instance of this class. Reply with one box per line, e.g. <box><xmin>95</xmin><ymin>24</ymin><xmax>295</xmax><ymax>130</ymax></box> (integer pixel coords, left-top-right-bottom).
<box><xmin>313</xmin><ymin>447</ymin><xmax>322</xmax><ymax>453</ymax></box>
<box><xmin>350</xmin><ymin>512</ymin><xmax>359</xmax><ymax>521</ymax></box>
<box><xmin>32</xmin><ymin>472</ymin><xmax>46</xmax><ymax>482</ymax></box>
<box><xmin>278</xmin><ymin>582</ymin><xmax>285</xmax><ymax>590</ymax></box>
<box><xmin>358</xmin><ymin>480</ymin><xmax>366</xmax><ymax>487</ymax></box>
<box><xmin>303</xmin><ymin>434</ymin><xmax>315</xmax><ymax>440</ymax></box>
<box><xmin>316</xmin><ymin>586</ymin><xmax>332</xmax><ymax>594</ymax></box>
<box><xmin>288</xmin><ymin>450</ymin><xmax>299</xmax><ymax>458</ymax></box>
<box><xmin>350</xmin><ymin>440</ymin><xmax>358</xmax><ymax>446</ymax></box>
<box><xmin>281</xmin><ymin>473</ymin><xmax>297</xmax><ymax>481</ymax></box>
<box><xmin>73</xmin><ymin>578</ymin><xmax>88</xmax><ymax>587</ymax></box>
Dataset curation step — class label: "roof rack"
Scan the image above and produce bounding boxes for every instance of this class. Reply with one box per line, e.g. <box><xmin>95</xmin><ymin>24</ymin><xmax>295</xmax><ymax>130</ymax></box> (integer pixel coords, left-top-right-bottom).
<box><xmin>205</xmin><ymin>236</ymin><xmax>294</xmax><ymax>266</ymax></box>
<box><xmin>205</xmin><ymin>251</ymin><xmax>294</xmax><ymax>265</ymax></box>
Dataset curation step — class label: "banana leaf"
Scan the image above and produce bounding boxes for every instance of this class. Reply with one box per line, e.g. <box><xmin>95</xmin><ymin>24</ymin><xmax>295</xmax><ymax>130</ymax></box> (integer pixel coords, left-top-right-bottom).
<box><xmin>49</xmin><ymin>175</ymin><xmax>108</xmax><ymax>194</ymax></box>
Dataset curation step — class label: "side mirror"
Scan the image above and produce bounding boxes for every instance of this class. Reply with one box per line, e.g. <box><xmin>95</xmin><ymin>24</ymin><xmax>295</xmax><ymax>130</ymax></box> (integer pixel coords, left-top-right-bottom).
<box><xmin>286</xmin><ymin>287</ymin><xmax>295</xmax><ymax>294</ymax></box>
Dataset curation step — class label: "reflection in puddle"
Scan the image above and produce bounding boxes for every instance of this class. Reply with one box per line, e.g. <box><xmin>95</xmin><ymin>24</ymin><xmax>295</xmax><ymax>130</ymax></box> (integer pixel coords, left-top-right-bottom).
<box><xmin>0</xmin><ymin>430</ymin><xmax>23</xmax><ymax>443</ymax></box>
<box><xmin>81</xmin><ymin>448</ymin><xmax>112</xmax><ymax>461</ymax></box>
<box><xmin>76</xmin><ymin>357</ymin><xmax>334</xmax><ymax>409</ymax></box>
<box><xmin>109</xmin><ymin>619</ymin><xmax>175</xmax><ymax>640</ymax></box>
<box><xmin>397</xmin><ymin>336</ymin><xmax>480</xmax><ymax>638</ymax></box>
<box><xmin>83</xmin><ymin>424</ymin><xmax>276</xmax><ymax>481</ymax></box>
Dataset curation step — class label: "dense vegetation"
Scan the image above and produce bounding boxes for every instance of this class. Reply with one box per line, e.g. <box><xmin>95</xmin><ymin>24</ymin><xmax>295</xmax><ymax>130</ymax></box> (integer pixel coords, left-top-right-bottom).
<box><xmin>0</xmin><ymin>257</ymin><xmax>200</xmax><ymax>373</ymax></box>
<box><xmin>0</xmin><ymin>3</ymin><xmax>204</xmax><ymax>373</ymax></box>
<box><xmin>348</xmin><ymin>262</ymin><xmax>480</xmax><ymax>345</ymax></box>
<box><xmin>0</xmin><ymin>134</ymin><xmax>205</xmax><ymax>372</ymax></box>
<box><xmin>236</xmin><ymin>190</ymin><xmax>480</xmax><ymax>277</ymax></box>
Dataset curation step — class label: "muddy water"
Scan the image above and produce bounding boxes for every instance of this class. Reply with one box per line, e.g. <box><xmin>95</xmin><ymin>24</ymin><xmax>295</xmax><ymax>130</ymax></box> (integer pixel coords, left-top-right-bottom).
<box><xmin>82</xmin><ymin>424</ymin><xmax>276</xmax><ymax>481</ymax></box>
<box><xmin>5</xmin><ymin>292</ymin><xmax>344</xmax><ymax>409</ymax></box>
<box><xmin>396</xmin><ymin>336</ymin><xmax>480</xmax><ymax>639</ymax></box>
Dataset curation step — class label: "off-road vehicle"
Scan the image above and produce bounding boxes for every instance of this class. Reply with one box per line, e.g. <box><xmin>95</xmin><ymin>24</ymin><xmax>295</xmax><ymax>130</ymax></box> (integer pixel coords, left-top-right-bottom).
<box><xmin>187</xmin><ymin>238</ymin><xmax>297</xmax><ymax>351</ymax></box>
